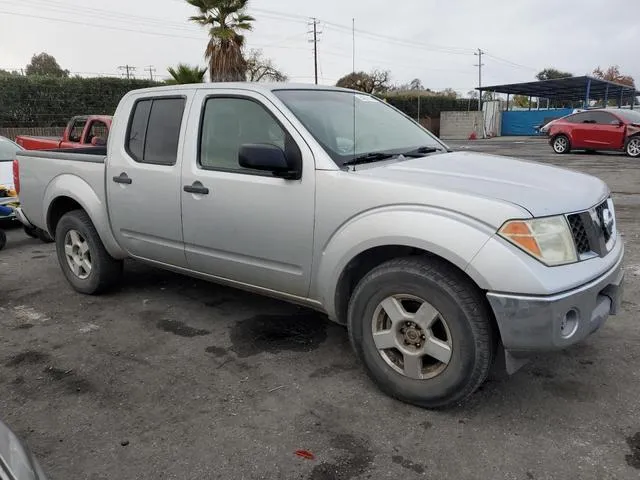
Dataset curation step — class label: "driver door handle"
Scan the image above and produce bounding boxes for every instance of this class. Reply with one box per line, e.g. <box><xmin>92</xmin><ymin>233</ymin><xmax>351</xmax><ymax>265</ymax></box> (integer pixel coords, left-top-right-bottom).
<box><xmin>184</xmin><ymin>182</ymin><xmax>209</xmax><ymax>195</ymax></box>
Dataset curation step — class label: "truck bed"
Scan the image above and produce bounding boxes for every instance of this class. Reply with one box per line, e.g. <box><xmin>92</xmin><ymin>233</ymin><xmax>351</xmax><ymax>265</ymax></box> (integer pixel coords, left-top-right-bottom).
<box><xmin>16</xmin><ymin>148</ymin><xmax>107</xmax><ymax>232</ymax></box>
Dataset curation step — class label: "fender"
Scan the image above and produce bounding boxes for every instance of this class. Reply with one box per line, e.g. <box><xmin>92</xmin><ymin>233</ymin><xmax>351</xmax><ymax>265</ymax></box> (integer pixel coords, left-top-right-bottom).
<box><xmin>312</xmin><ymin>205</ymin><xmax>498</xmax><ymax>321</ymax></box>
<box><xmin>43</xmin><ymin>174</ymin><xmax>127</xmax><ymax>259</ymax></box>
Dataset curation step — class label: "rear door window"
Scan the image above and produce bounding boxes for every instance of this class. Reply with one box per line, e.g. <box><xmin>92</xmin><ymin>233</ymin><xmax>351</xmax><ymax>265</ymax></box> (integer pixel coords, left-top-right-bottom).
<box><xmin>125</xmin><ymin>97</ymin><xmax>186</xmax><ymax>165</ymax></box>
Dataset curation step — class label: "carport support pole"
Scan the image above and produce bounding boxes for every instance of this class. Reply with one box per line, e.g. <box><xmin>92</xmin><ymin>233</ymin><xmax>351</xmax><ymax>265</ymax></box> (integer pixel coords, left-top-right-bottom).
<box><xmin>505</xmin><ymin>93</ymin><xmax>509</xmax><ymax>111</ymax></box>
<box><xmin>584</xmin><ymin>78</ymin><xmax>591</xmax><ymax>109</ymax></box>
<box><xmin>619</xmin><ymin>89</ymin><xmax>624</xmax><ymax>108</ymax></box>
<box><xmin>604</xmin><ymin>83</ymin><xmax>609</xmax><ymax>107</ymax></box>
<box><xmin>528</xmin><ymin>96</ymin><xmax>531</xmax><ymax>111</ymax></box>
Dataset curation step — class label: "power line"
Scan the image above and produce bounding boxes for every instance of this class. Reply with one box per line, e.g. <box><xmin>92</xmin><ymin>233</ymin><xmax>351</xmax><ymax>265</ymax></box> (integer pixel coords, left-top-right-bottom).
<box><xmin>307</xmin><ymin>18</ymin><xmax>322</xmax><ymax>85</ymax></box>
<box><xmin>145</xmin><ymin>65</ymin><xmax>157</xmax><ymax>81</ymax></box>
<box><xmin>474</xmin><ymin>49</ymin><xmax>484</xmax><ymax>111</ymax></box>
<box><xmin>484</xmin><ymin>53</ymin><xmax>538</xmax><ymax>72</ymax></box>
<box><xmin>118</xmin><ymin>65</ymin><xmax>136</xmax><ymax>79</ymax></box>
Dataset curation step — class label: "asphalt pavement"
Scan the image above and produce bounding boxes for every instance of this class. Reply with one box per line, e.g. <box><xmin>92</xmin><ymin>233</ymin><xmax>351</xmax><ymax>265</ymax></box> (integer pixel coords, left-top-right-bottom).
<box><xmin>1</xmin><ymin>137</ymin><xmax>639</xmax><ymax>480</ymax></box>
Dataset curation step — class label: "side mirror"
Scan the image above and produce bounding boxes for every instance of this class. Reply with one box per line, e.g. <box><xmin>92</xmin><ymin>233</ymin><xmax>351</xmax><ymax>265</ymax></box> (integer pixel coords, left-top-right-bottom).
<box><xmin>239</xmin><ymin>144</ymin><xmax>300</xmax><ymax>179</ymax></box>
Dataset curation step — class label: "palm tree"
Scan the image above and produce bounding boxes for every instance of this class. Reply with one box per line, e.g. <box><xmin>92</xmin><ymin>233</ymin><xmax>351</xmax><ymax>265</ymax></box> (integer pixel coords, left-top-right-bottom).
<box><xmin>186</xmin><ymin>0</ymin><xmax>255</xmax><ymax>82</ymax></box>
<box><xmin>166</xmin><ymin>64</ymin><xmax>207</xmax><ymax>84</ymax></box>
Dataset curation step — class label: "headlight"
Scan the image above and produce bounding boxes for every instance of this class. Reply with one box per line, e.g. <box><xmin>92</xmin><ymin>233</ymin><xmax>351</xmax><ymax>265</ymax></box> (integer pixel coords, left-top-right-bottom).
<box><xmin>498</xmin><ymin>216</ymin><xmax>577</xmax><ymax>266</ymax></box>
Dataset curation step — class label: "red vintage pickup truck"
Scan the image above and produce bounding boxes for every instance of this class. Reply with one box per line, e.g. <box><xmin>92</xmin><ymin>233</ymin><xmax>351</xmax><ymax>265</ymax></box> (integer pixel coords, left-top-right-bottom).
<box><xmin>15</xmin><ymin>115</ymin><xmax>112</xmax><ymax>150</ymax></box>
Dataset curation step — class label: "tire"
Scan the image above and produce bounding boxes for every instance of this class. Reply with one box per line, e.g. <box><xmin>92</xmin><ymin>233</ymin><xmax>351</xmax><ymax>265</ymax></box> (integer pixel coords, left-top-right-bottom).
<box><xmin>552</xmin><ymin>134</ymin><xmax>570</xmax><ymax>154</ymax></box>
<box><xmin>23</xmin><ymin>225</ymin><xmax>38</xmax><ymax>238</ymax></box>
<box><xmin>36</xmin><ymin>228</ymin><xmax>54</xmax><ymax>243</ymax></box>
<box><xmin>0</xmin><ymin>229</ymin><xmax>6</xmax><ymax>250</ymax></box>
<box><xmin>626</xmin><ymin>135</ymin><xmax>640</xmax><ymax>158</ymax></box>
<box><xmin>55</xmin><ymin>209</ymin><xmax>123</xmax><ymax>294</ymax></box>
<box><xmin>347</xmin><ymin>256</ymin><xmax>496</xmax><ymax>409</ymax></box>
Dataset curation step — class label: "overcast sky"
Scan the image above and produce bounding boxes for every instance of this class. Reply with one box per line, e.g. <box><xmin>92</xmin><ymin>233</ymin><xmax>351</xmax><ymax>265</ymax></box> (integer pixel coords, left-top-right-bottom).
<box><xmin>0</xmin><ymin>0</ymin><xmax>638</xmax><ymax>95</ymax></box>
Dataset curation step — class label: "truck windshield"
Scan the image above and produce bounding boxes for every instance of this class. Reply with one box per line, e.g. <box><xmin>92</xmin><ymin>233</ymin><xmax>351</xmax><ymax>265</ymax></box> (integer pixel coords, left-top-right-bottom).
<box><xmin>273</xmin><ymin>89</ymin><xmax>446</xmax><ymax>167</ymax></box>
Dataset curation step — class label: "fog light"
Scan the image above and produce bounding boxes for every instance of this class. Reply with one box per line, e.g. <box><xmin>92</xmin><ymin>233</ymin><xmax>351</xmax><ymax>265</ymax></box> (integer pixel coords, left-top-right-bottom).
<box><xmin>560</xmin><ymin>309</ymin><xmax>579</xmax><ymax>339</ymax></box>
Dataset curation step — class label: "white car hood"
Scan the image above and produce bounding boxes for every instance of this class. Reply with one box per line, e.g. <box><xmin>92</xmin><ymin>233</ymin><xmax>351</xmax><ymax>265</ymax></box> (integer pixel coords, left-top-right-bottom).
<box><xmin>354</xmin><ymin>151</ymin><xmax>608</xmax><ymax>217</ymax></box>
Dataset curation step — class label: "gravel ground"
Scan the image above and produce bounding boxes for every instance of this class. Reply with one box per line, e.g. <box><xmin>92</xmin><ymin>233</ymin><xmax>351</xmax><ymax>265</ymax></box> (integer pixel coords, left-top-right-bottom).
<box><xmin>1</xmin><ymin>137</ymin><xmax>639</xmax><ymax>480</ymax></box>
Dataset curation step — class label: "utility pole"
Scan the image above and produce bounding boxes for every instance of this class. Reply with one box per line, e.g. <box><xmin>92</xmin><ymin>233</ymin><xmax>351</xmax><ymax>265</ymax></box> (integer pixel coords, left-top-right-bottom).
<box><xmin>118</xmin><ymin>65</ymin><xmax>136</xmax><ymax>80</ymax></box>
<box><xmin>145</xmin><ymin>65</ymin><xmax>156</xmax><ymax>81</ymax></box>
<box><xmin>307</xmin><ymin>18</ymin><xmax>322</xmax><ymax>84</ymax></box>
<box><xmin>474</xmin><ymin>49</ymin><xmax>484</xmax><ymax>111</ymax></box>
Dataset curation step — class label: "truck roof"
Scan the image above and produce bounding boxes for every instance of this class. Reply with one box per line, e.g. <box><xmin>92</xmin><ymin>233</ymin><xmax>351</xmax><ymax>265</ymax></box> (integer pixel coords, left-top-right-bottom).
<box><xmin>127</xmin><ymin>82</ymin><xmax>356</xmax><ymax>95</ymax></box>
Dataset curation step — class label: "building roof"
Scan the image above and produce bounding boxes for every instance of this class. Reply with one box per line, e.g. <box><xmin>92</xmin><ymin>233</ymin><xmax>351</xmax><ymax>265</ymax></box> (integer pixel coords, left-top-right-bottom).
<box><xmin>478</xmin><ymin>75</ymin><xmax>639</xmax><ymax>101</ymax></box>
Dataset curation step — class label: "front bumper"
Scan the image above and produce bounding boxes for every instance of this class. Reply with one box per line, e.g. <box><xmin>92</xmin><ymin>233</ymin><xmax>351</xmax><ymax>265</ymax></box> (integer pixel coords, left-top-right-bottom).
<box><xmin>486</xmin><ymin>250</ymin><xmax>624</xmax><ymax>353</ymax></box>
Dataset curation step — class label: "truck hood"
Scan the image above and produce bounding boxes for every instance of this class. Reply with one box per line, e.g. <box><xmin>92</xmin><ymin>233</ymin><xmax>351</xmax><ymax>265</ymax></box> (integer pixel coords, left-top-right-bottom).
<box><xmin>355</xmin><ymin>151</ymin><xmax>608</xmax><ymax>217</ymax></box>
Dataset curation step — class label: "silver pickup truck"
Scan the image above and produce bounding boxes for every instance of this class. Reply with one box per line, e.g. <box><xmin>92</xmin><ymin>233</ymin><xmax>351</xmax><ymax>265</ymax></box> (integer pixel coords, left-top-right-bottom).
<box><xmin>15</xmin><ymin>83</ymin><xmax>624</xmax><ymax>408</ymax></box>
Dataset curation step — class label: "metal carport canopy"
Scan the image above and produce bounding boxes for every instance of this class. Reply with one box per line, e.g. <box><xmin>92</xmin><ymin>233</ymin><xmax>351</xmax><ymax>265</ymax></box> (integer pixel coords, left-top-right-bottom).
<box><xmin>478</xmin><ymin>75</ymin><xmax>639</xmax><ymax>101</ymax></box>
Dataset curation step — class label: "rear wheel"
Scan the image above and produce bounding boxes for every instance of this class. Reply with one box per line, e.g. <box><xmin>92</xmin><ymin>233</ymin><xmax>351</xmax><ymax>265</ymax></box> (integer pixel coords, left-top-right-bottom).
<box><xmin>626</xmin><ymin>136</ymin><xmax>640</xmax><ymax>158</ymax></box>
<box><xmin>55</xmin><ymin>209</ymin><xmax>123</xmax><ymax>294</ymax></box>
<box><xmin>347</xmin><ymin>256</ymin><xmax>496</xmax><ymax>409</ymax></box>
<box><xmin>552</xmin><ymin>134</ymin><xmax>570</xmax><ymax>154</ymax></box>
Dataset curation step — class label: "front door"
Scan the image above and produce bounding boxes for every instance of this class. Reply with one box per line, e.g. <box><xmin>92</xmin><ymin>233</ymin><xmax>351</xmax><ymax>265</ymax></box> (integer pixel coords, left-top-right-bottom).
<box><xmin>106</xmin><ymin>94</ymin><xmax>190</xmax><ymax>267</ymax></box>
<box><xmin>585</xmin><ymin>111</ymin><xmax>626</xmax><ymax>149</ymax></box>
<box><xmin>180</xmin><ymin>90</ymin><xmax>315</xmax><ymax>297</ymax></box>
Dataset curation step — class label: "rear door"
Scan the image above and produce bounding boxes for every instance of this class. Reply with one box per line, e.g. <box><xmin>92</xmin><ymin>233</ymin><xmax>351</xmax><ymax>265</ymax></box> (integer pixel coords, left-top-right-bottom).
<box><xmin>586</xmin><ymin>111</ymin><xmax>625</xmax><ymax>149</ymax></box>
<box><xmin>106</xmin><ymin>93</ymin><xmax>191</xmax><ymax>267</ymax></box>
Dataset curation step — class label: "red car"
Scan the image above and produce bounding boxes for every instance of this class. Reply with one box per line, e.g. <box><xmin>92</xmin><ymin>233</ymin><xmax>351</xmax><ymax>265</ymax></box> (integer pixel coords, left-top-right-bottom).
<box><xmin>546</xmin><ymin>108</ymin><xmax>640</xmax><ymax>157</ymax></box>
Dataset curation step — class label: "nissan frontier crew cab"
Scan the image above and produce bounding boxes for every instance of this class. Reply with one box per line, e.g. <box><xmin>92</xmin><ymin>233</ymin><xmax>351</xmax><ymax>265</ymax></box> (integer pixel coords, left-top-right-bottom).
<box><xmin>14</xmin><ymin>83</ymin><xmax>625</xmax><ymax>408</ymax></box>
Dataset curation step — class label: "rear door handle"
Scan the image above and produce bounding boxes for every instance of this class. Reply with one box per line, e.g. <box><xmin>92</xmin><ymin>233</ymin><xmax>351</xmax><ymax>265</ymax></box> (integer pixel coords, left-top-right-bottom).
<box><xmin>184</xmin><ymin>181</ymin><xmax>209</xmax><ymax>195</ymax></box>
<box><xmin>113</xmin><ymin>172</ymin><xmax>132</xmax><ymax>185</ymax></box>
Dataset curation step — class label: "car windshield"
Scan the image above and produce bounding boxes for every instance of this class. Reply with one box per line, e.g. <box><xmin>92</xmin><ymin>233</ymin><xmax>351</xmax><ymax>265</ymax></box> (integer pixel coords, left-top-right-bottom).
<box><xmin>615</xmin><ymin>109</ymin><xmax>640</xmax><ymax>124</ymax></box>
<box><xmin>273</xmin><ymin>89</ymin><xmax>446</xmax><ymax>167</ymax></box>
<box><xmin>0</xmin><ymin>136</ymin><xmax>22</xmax><ymax>161</ymax></box>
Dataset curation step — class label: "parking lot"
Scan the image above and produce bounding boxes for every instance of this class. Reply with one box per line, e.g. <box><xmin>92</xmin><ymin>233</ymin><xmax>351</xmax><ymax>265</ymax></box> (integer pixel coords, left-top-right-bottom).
<box><xmin>1</xmin><ymin>137</ymin><xmax>639</xmax><ymax>480</ymax></box>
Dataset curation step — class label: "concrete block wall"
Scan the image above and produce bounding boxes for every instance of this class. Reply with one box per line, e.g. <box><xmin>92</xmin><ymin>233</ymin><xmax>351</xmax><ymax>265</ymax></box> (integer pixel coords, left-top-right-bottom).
<box><xmin>439</xmin><ymin>111</ymin><xmax>484</xmax><ymax>140</ymax></box>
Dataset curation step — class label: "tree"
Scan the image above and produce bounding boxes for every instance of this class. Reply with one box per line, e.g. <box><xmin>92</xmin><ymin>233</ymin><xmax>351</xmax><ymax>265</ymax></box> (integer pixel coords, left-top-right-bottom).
<box><xmin>593</xmin><ymin>65</ymin><xmax>635</xmax><ymax>87</ymax></box>
<box><xmin>512</xmin><ymin>95</ymin><xmax>530</xmax><ymax>108</ymax></box>
<box><xmin>535</xmin><ymin>68</ymin><xmax>573</xmax><ymax>81</ymax></box>
<box><xmin>167</xmin><ymin>64</ymin><xmax>207</xmax><ymax>84</ymax></box>
<box><xmin>336</xmin><ymin>69</ymin><xmax>390</xmax><ymax>94</ymax></box>
<box><xmin>438</xmin><ymin>88</ymin><xmax>457</xmax><ymax>98</ymax></box>
<box><xmin>187</xmin><ymin>0</ymin><xmax>255</xmax><ymax>82</ymax></box>
<box><xmin>0</xmin><ymin>69</ymin><xmax>21</xmax><ymax>77</ymax></box>
<box><xmin>245</xmin><ymin>49</ymin><xmax>287</xmax><ymax>82</ymax></box>
<box><xmin>25</xmin><ymin>52</ymin><xmax>69</xmax><ymax>77</ymax></box>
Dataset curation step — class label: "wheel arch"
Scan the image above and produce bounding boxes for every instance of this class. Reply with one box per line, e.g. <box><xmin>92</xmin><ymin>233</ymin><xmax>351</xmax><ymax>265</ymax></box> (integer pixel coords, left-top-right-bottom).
<box><xmin>44</xmin><ymin>175</ymin><xmax>126</xmax><ymax>259</ymax></box>
<box><xmin>313</xmin><ymin>209</ymin><xmax>498</xmax><ymax>325</ymax></box>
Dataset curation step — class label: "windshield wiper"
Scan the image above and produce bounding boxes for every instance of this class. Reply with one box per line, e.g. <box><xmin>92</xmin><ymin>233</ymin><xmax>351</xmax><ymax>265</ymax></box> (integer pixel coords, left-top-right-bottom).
<box><xmin>343</xmin><ymin>152</ymin><xmax>398</xmax><ymax>166</ymax></box>
<box><xmin>399</xmin><ymin>146</ymin><xmax>443</xmax><ymax>157</ymax></box>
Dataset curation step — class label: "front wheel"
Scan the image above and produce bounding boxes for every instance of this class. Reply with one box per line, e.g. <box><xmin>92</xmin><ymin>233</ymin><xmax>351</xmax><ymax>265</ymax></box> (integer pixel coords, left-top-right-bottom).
<box><xmin>552</xmin><ymin>134</ymin><xmax>570</xmax><ymax>154</ymax></box>
<box><xmin>347</xmin><ymin>257</ymin><xmax>496</xmax><ymax>409</ymax></box>
<box><xmin>55</xmin><ymin>209</ymin><xmax>123</xmax><ymax>294</ymax></box>
<box><xmin>626</xmin><ymin>136</ymin><xmax>640</xmax><ymax>158</ymax></box>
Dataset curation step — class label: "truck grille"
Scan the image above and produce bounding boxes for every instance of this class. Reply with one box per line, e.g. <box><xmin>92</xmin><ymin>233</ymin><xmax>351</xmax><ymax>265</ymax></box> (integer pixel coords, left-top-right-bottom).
<box><xmin>567</xmin><ymin>214</ymin><xmax>590</xmax><ymax>254</ymax></box>
<box><xmin>566</xmin><ymin>198</ymin><xmax>616</xmax><ymax>259</ymax></box>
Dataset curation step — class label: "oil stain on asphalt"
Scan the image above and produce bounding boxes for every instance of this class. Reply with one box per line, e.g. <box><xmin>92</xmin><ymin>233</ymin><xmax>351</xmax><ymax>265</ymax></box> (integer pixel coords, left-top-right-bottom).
<box><xmin>626</xmin><ymin>432</ymin><xmax>640</xmax><ymax>469</ymax></box>
<box><xmin>391</xmin><ymin>455</ymin><xmax>426</xmax><ymax>474</ymax></box>
<box><xmin>157</xmin><ymin>319</ymin><xmax>211</xmax><ymax>338</ymax></box>
<box><xmin>229</xmin><ymin>311</ymin><xmax>328</xmax><ymax>358</ymax></box>
<box><xmin>5</xmin><ymin>350</ymin><xmax>49</xmax><ymax>367</ymax></box>
<box><xmin>308</xmin><ymin>433</ymin><xmax>374</xmax><ymax>480</ymax></box>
